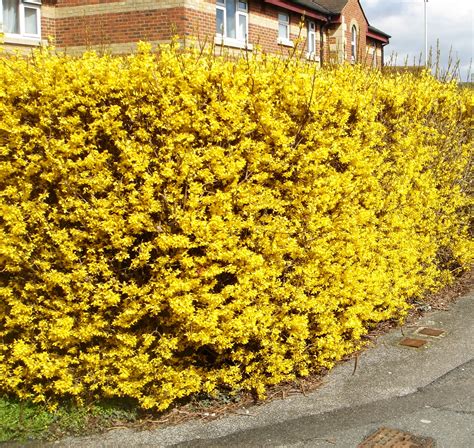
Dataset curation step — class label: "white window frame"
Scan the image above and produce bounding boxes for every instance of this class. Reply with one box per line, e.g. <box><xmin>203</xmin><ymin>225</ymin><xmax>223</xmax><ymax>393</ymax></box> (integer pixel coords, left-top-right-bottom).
<box><xmin>306</xmin><ymin>20</ymin><xmax>317</xmax><ymax>60</ymax></box>
<box><xmin>216</xmin><ymin>0</ymin><xmax>226</xmax><ymax>36</ymax></box>
<box><xmin>215</xmin><ymin>0</ymin><xmax>252</xmax><ymax>49</ymax></box>
<box><xmin>351</xmin><ymin>25</ymin><xmax>357</xmax><ymax>63</ymax></box>
<box><xmin>0</xmin><ymin>0</ymin><xmax>42</xmax><ymax>44</ymax></box>
<box><xmin>277</xmin><ymin>12</ymin><xmax>292</xmax><ymax>47</ymax></box>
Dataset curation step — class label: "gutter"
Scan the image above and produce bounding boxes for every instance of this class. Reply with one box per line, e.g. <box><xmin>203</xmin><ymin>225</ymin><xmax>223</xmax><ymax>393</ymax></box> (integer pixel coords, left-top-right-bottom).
<box><xmin>263</xmin><ymin>0</ymin><xmax>329</xmax><ymax>22</ymax></box>
<box><xmin>366</xmin><ymin>31</ymin><xmax>389</xmax><ymax>44</ymax></box>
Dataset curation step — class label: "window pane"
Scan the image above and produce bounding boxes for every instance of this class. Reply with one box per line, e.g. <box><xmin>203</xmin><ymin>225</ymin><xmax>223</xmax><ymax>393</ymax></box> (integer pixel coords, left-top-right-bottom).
<box><xmin>278</xmin><ymin>13</ymin><xmax>288</xmax><ymax>24</ymax></box>
<box><xmin>238</xmin><ymin>13</ymin><xmax>246</xmax><ymax>41</ymax></box>
<box><xmin>278</xmin><ymin>24</ymin><xmax>287</xmax><ymax>40</ymax></box>
<box><xmin>308</xmin><ymin>33</ymin><xmax>315</xmax><ymax>53</ymax></box>
<box><xmin>226</xmin><ymin>0</ymin><xmax>236</xmax><ymax>38</ymax></box>
<box><xmin>24</xmin><ymin>7</ymin><xmax>38</xmax><ymax>35</ymax></box>
<box><xmin>3</xmin><ymin>0</ymin><xmax>20</xmax><ymax>34</ymax></box>
<box><xmin>351</xmin><ymin>26</ymin><xmax>357</xmax><ymax>59</ymax></box>
<box><xmin>238</xmin><ymin>1</ymin><xmax>247</xmax><ymax>12</ymax></box>
<box><xmin>216</xmin><ymin>8</ymin><xmax>224</xmax><ymax>35</ymax></box>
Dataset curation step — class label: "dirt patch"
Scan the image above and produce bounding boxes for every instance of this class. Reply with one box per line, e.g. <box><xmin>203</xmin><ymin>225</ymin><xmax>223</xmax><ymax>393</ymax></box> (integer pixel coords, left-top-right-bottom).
<box><xmin>423</xmin><ymin>267</ymin><xmax>474</xmax><ymax>309</ymax></box>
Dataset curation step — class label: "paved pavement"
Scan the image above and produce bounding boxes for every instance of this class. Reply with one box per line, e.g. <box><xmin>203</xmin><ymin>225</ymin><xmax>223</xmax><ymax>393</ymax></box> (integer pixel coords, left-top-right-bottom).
<box><xmin>171</xmin><ymin>360</ymin><xmax>474</xmax><ymax>447</ymax></box>
<box><xmin>48</xmin><ymin>289</ymin><xmax>474</xmax><ymax>447</ymax></box>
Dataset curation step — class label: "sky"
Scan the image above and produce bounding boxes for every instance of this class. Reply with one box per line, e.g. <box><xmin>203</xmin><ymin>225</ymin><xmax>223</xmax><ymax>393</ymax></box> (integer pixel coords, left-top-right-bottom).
<box><xmin>360</xmin><ymin>0</ymin><xmax>473</xmax><ymax>81</ymax></box>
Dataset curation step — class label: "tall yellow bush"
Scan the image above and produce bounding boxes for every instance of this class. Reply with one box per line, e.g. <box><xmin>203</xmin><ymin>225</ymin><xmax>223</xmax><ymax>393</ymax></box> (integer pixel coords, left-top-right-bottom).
<box><xmin>0</xmin><ymin>43</ymin><xmax>472</xmax><ymax>410</ymax></box>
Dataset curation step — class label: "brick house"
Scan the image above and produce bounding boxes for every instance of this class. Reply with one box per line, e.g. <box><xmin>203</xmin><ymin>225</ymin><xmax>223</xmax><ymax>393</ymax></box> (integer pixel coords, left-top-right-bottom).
<box><xmin>0</xmin><ymin>0</ymin><xmax>390</xmax><ymax>66</ymax></box>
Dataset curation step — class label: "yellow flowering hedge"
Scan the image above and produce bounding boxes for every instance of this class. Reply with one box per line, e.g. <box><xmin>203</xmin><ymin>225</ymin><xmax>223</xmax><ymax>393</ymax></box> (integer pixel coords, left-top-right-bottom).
<box><xmin>0</xmin><ymin>43</ymin><xmax>472</xmax><ymax>410</ymax></box>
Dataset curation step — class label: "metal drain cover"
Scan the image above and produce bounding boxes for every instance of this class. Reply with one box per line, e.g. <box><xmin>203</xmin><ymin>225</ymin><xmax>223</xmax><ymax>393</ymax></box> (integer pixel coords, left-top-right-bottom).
<box><xmin>358</xmin><ymin>427</ymin><xmax>435</xmax><ymax>447</ymax></box>
<box><xmin>418</xmin><ymin>328</ymin><xmax>445</xmax><ymax>337</ymax></box>
<box><xmin>399</xmin><ymin>337</ymin><xmax>427</xmax><ymax>348</ymax></box>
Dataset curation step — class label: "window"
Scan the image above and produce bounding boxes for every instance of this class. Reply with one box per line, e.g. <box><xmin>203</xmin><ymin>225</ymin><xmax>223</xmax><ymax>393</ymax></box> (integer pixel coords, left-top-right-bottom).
<box><xmin>216</xmin><ymin>0</ymin><xmax>248</xmax><ymax>43</ymax></box>
<box><xmin>1</xmin><ymin>0</ymin><xmax>41</xmax><ymax>38</ymax></box>
<box><xmin>278</xmin><ymin>12</ymin><xmax>290</xmax><ymax>44</ymax></box>
<box><xmin>307</xmin><ymin>21</ymin><xmax>316</xmax><ymax>58</ymax></box>
<box><xmin>351</xmin><ymin>25</ymin><xmax>357</xmax><ymax>62</ymax></box>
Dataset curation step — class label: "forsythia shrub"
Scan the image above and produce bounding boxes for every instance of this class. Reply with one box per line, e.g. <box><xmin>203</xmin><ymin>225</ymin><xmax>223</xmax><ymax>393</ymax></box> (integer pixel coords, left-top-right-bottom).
<box><xmin>0</xmin><ymin>43</ymin><xmax>472</xmax><ymax>410</ymax></box>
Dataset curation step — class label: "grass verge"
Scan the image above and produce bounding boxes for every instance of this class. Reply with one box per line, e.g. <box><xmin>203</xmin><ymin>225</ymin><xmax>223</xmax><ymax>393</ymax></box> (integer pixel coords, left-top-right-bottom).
<box><xmin>0</xmin><ymin>396</ymin><xmax>138</xmax><ymax>443</ymax></box>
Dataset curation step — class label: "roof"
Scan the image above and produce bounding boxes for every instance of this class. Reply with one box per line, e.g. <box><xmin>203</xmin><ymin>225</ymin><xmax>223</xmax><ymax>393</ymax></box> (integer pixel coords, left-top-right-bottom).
<box><xmin>292</xmin><ymin>0</ymin><xmax>332</xmax><ymax>15</ymax></box>
<box><xmin>368</xmin><ymin>25</ymin><xmax>391</xmax><ymax>39</ymax></box>
<box><xmin>265</xmin><ymin>0</ymin><xmax>391</xmax><ymax>43</ymax></box>
<box><xmin>263</xmin><ymin>0</ymin><xmax>329</xmax><ymax>21</ymax></box>
<box><xmin>311</xmin><ymin>0</ymin><xmax>348</xmax><ymax>13</ymax></box>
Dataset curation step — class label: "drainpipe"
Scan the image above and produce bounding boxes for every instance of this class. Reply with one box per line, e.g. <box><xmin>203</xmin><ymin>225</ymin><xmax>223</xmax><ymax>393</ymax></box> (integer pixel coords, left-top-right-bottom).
<box><xmin>381</xmin><ymin>42</ymin><xmax>388</xmax><ymax>68</ymax></box>
<box><xmin>320</xmin><ymin>17</ymin><xmax>331</xmax><ymax>66</ymax></box>
<box><xmin>320</xmin><ymin>23</ymin><xmax>326</xmax><ymax>65</ymax></box>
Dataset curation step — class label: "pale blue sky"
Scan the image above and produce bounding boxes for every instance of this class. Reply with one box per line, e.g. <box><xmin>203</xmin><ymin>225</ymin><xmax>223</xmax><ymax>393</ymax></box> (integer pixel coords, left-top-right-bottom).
<box><xmin>361</xmin><ymin>0</ymin><xmax>473</xmax><ymax>80</ymax></box>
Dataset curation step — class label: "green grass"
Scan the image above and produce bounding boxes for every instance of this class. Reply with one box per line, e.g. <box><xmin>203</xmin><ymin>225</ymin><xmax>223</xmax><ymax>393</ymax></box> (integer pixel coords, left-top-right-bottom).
<box><xmin>0</xmin><ymin>396</ymin><xmax>54</xmax><ymax>442</ymax></box>
<box><xmin>0</xmin><ymin>390</ymin><xmax>246</xmax><ymax>442</ymax></box>
<box><xmin>0</xmin><ymin>396</ymin><xmax>139</xmax><ymax>442</ymax></box>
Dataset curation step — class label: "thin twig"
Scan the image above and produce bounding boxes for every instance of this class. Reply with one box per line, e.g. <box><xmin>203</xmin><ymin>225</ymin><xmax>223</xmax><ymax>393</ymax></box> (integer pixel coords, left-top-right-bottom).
<box><xmin>352</xmin><ymin>353</ymin><xmax>359</xmax><ymax>376</ymax></box>
<box><xmin>314</xmin><ymin>438</ymin><xmax>336</xmax><ymax>445</ymax></box>
<box><xmin>299</xmin><ymin>380</ymin><xmax>307</xmax><ymax>397</ymax></box>
<box><xmin>232</xmin><ymin>410</ymin><xmax>256</xmax><ymax>417</ymax></box>
<box><xmin>106</xmin><ymin>425</ymin><xmax>130</xmax><ymax>431</ymax></box>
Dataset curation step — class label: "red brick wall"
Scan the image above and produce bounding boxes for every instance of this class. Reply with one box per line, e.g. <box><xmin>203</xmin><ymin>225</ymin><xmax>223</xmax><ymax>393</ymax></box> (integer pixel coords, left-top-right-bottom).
<box><xmin>251</xmin><ymin>1</ymin><xmax>282</xmax><ymax>53</ymax></box>
<box><xmin>179</xmin><ymin>0</ymin><xmax>325</xmax><ymax>57</ymax></box>
<box><xmin>249</xmin><ymin>1</ymin><xmax>304</xmax><ymax>54</ymax></box>
<box><xmin>182</xmin><ymin>3</ymin><xmax>214</xmax><ymax>41</ymax></box>
<box><xmin>34</xmin><ymin>0</ymin><xmax>383</xmax><ymax>66</ymax></box>
<box><xmin>366</xmin><ymin>39</ymin><xmax>379</xmax><ymax>67</ymax></box>
<box><xmin>41</xmin><ymin>16</ymin><xmax>56</xmax><ymax>39</ymax></box>
<box><xmin>53</xmin><ymin>8</ymin><xmax>188</xmax><ymax>47</ymax></box>
<box><xmin>40</xmin><ymin>0</ymin><xmax>329</xmax><ymax>59</ymax></box>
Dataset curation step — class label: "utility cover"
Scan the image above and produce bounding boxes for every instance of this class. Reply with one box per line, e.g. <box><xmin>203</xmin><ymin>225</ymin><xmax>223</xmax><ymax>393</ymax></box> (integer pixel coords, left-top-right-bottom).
<box><xmin>358</xmin><ymin>426</ymin><xmax>435</xmax><ymax>447</ymax></box>
<box><xmin>418</xmin><ymin>328</ymin><xmax>445</xmax><ymax>337</ymax></box>
<box><xmin>399</xmin><ymin>338</ymin><xmax>427</xmax><ymax>348</ymax></box>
